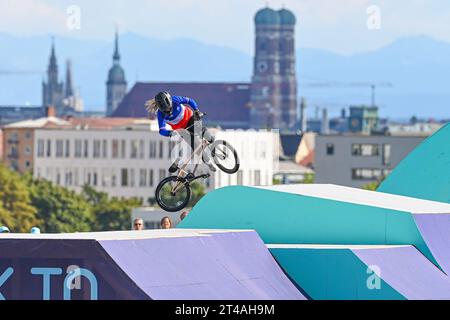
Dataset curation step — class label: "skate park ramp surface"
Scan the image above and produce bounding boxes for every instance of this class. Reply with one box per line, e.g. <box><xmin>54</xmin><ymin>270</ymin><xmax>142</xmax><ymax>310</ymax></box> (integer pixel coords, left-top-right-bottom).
<box><xmin>179</xmin><ymin>184</ymin><xmax>450</xmax><ymax>272</ymax></box>
<box><xmin>269</xmin><ymin>244</ymin><xmax>450</xmax><ymax>300</ymax></box>
<box><xmin>377</xmin><ymin>123</ymin><xmax>450</xmax><ymax>204</ymax></box>
<box><xmin>0</xmin><ymin>229</ymin><xmax>305</xmax><ymax>300</ymax></box>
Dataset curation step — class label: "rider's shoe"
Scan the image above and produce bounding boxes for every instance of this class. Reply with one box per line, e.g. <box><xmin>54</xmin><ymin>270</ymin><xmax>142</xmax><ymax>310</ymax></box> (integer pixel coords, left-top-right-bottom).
<box><xmin>168</xmin><ymin>158</ymin><xmax>180</xmax><ymax>173</ymax></box>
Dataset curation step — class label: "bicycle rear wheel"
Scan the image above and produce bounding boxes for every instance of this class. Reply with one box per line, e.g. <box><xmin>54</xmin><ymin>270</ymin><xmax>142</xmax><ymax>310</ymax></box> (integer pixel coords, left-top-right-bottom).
<box><xmin>155</xmin><ymin>176</ymin><xmax>191</xmax><ymax>212</ymax></box>
<box><xmin>210</xmin><ymin>140</ymin><xmax>240</xmax><ymax>174</ymax></box>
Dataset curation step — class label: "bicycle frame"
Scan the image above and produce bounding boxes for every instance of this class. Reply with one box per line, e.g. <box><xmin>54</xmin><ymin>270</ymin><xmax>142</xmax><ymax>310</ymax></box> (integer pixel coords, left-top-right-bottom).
<box><xmin>170</xmin><ymin>136</ymin><xmax>210</xmax><ymax>194</ymax></box>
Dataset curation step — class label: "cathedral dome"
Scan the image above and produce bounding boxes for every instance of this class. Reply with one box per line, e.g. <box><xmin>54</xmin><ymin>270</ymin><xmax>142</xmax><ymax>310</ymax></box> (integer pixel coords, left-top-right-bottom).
<box><xmin>108</xmin><ymin>64</ymin><xmax>126</xmax><ymax>84</ymax></box>
<box><xmin>278</xmin><ymin>9</ymin><xmax>296</xmax><ymax>25</ymax></box>
<box><xmin>255</xmin><ymin>8</ymin><xmax>280</xmax><ymax>25</ymax></box>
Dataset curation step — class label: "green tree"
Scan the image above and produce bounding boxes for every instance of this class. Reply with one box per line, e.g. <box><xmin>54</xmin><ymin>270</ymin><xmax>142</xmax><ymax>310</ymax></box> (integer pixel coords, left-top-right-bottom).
<box><xmin>188</xmin><ymin>181</ymin><xmax>206</xmax><ymax>208</ymax></box>
<box><xmin>27</xmin><ymin>177</ymin><xmax>94</xmax><ymax>233</ymax></box>
<box><xmin>0</xmin><ymin>164</ymin><xmax>39</xmax><ymax>232</ymax></box>
<box><xmin>82</xmin><ymin>185</ymin><xmax>141</xmax><ymax>231</ymax></box>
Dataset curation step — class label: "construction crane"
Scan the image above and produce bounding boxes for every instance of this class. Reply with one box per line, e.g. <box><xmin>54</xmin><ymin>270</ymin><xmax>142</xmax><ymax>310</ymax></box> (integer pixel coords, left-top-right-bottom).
<box><xmin>298</xmin><ymin>77</ymin><xmax>393</xmax><ymax>108</ymax></box>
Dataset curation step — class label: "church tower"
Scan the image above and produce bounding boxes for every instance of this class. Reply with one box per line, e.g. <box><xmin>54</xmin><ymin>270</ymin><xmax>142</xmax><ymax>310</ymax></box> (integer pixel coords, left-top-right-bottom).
<box><xmin>106</xmin><ymin>30</ymin><xmax>127</xmax><ymax>116</ymax></box>
<box><xmin>278</xmin><ymin>8</ymin><xmax>297</xmax><ymax>129</ymax></box>
<box><xmin>42</xmin><ymin>38</ymin><xmax>64</xmax><ymax>113</ymax></box>
<box><xmin>250</xmin><ymin>7</ymin><xmax>282</xmax><ymax>129</ymax></box>
<box><xmin>250</xmin><ymin>7</ymin><xmax>297</xmax><ymax>129</ymax></box>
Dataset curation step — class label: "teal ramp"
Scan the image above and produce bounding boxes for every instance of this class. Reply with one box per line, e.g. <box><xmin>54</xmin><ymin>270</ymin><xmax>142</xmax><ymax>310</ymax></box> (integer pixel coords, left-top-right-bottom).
<box><xmin>378</xmin><ymin>123</ymin><xmax>450</xmax><ymax>203</ymax></box>
<box><xmin>269</xmin><ymin>245</ymin><xmax>450</xmax><ymax>300</ymax></box>
<box><xmin>179</xmin><ymin>184</ymin><xmax>450</xmax><ymax>271</ymax></box>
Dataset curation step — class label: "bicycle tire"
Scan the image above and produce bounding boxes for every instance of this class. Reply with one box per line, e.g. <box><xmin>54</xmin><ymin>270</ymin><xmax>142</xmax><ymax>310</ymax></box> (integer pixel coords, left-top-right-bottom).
<box><xmin>155</xmin><ymin>176</ymin><xmax>191</xmax><ymax>212</ymax></box>
<box><xmin>210</xmin><ymin>140</ymin><xmax>240</xmax><ymax>174</ymax></box>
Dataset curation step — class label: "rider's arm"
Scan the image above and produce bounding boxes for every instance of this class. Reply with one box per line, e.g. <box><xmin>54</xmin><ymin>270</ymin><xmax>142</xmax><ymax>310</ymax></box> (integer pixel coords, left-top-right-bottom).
<box><xmin>172</xmin><ymin>96</ymin><xmax>199</xmax><ymax>111</ymax></box>
<box><xmin>157</xmin><ymin>111</ymin><xmax>173</xmax><ymax>137</ymax></box>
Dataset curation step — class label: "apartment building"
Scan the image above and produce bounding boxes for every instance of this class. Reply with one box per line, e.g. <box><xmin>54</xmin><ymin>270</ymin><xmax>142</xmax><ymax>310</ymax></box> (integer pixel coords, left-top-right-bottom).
<box><xmin>314</xmin><ymin>134</ymin><xmax>426</xmax><ymax>188</ymax></box>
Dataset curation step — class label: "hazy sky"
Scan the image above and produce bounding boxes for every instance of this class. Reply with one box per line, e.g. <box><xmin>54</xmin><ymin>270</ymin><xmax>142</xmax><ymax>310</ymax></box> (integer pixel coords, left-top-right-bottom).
<box><xmin>1</xmin><ymin>0</ymin><xmax>450</xmax><ymax>54</ymax></box>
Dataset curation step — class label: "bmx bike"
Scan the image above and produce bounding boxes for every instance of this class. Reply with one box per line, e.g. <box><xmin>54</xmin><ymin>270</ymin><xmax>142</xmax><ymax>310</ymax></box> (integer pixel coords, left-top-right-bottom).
<box><xmin>155</xmin><ymin>113</ymin><xmax>240</xmax><ymax>212</ymax></box>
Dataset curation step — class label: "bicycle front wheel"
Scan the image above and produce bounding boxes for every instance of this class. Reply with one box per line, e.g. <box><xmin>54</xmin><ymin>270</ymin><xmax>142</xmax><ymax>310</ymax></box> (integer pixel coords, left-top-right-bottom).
<box><xmin>155</xmin><ymin>176</ymin><xmax>191</xmax><ymax>212</ymax></box>
<box><xmin>210</xmin><ymin>140</ymin><xmax>240</xmax><ymax>174</ymax></box>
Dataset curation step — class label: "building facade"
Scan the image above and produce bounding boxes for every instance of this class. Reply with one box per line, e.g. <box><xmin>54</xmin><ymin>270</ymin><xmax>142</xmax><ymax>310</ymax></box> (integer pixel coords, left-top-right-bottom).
<box><xmin>106</xmin><ymin>31</ymin><xmax>127</xmax><ymax>116</ymax></box>
<box><xmin>314</xmin><ymin>134</ymin><xmax>425</xmax><ymax>188</ymax></box>
<box><xmin>32</xmin><ymin>123</ymin><xmax>277</xmax><ymax>202</ymax></box>
<box><xmin>250</xmin><ymin>7</ymin><xmax>297</xmax><ymax>130</ymax></box>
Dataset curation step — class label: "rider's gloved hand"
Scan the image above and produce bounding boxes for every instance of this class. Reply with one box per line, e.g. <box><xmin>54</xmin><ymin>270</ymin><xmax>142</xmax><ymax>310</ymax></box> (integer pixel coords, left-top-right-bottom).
<box><xmin>193</xmin><ymin>109</ymin><xmax>202</xmax><ymax>121</ymax></box>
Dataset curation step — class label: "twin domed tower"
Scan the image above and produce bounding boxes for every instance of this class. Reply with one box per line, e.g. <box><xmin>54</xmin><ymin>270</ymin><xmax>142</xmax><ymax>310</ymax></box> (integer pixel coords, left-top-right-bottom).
<box><xmin>250</xmin><ymin>7</ymin><xmax>297</xmax><ymax>129</ymax></box>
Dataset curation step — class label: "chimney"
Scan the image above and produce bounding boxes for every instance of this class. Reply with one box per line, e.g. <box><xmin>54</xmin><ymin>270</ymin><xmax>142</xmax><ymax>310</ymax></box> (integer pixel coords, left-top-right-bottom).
<box><xmin>321</xmin><ymin>108</ymin><xmax>329</xmax><ymax>134</ymax></box>
<box><xmin>45</xmin><ymin>106</ymin><xmax>56</xmax><ymax>117</ymax></box>
<box><xmin>341</xmin><ymin>108</ymin><xmax>346</xmax><ymax>119</ymax></box>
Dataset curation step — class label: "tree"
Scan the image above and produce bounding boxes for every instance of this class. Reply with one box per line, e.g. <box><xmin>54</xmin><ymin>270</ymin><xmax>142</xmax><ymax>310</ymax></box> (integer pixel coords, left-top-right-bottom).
<box><xmin>0</xmin><ymin>165</ymin><xmax>39</xmax><ymax>232</ymax></box>
<box><xmin>27</xmin><ymin>177</ymin><xmax>94</xmax><ymax>233</ymax></box>
<box><xmin>82</xmin><ymin>185</ymin><xmax>141</xmax><ymax>231</ymax></box>
<box><xmin>188</xmin><ymin>181</ymin><xmax>206</xmax><ymax>208</ymax></box>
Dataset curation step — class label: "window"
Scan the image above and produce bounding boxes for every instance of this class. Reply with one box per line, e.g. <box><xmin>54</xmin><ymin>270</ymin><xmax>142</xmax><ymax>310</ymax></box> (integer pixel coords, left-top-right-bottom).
<box><xmin>83</xmin><ymin>140</ymin><xmax>89</xmax><ymax>158</ymax></box>
<box><xmin>25</xmin><ymin>131</ymin><xmax>32</xmax><ymax>139</ymax></box>
<box><xmin>112</xmin><ymin>140</ymin><xmax>119</xmax><ymax>158</ymax></box>
<box><xmin>102</xmin><ymin>168</ymin><xmax>109</xmax><ymax>187</ymax></box>
<box><xmin>121</xmin><ymin>140</ymin><xmax>126</xmax><ymax>158</ymax></box>
<box><xmin>168</xmin><ymin>141</ymin><xmax>176</xmax><ymax>159</ymax></box>
<box><xmin>56</xmin><ymin>169</ymin><xmax>61</xmax><ymax>185</ymax></box>
<box><xmin>129</xmin><ymin>169</ymin><xmax>135</xmax><ymax>187</ymax></box>
<box><xmin>111</xmin><ymin>170</ymin><xmax>117</xmax><ymax>187</ymax></box>
<box><xmin>102</xmin><ymin>140</ymin><xmax>107</xmax><ymax>158</ymax></box>
<box><xmin>352</xmin><ymin>144</ymin><xmax>379</xmax><ymax>156</ymax></box>
<box><xmin>149</xmin><ymin>169</ymin><xmax>154</xmax><ymax>187</ymax></box>
<box><xmin>254</xmin><ymin>170</ymin><xmax>261</xmax><ymax>185</ymax></box>
<box><xmin>326</xmin><ymin>143</ymin><xmax>334</xmax><ymax>155</ymax></box>
<box><xmin>139</xmin><ymin>169</ymin><xmax>147</xmax><ymax>187</ymax></box>
<box><xmin>47</xmin><ymin>139</ymin><xmax>52</xmax><ymax>157</ymax></box>
<box><xmin>74</xmin><ymin>168</ymin><xmax>79</xmax><ymax>186</ymax></box>
<box><xmin>93</xmin><ymin>172</ymin><xmax>98</xmax><ymax>186</ymax></box>
<box><xmin>130</xmin><ymin>140</ymin><xmax>138</xmax><ymax>158</ymax></box>
<box><xmin>93</xmin><ymin>140</ymin><xmax>101</xmax><ymax>158</ymax></box>
<box><xmin>352</xmin><ymin>168</ymin><xmax>382</xmax><ymax>180</ymax></box>
<box><xmin>24</xmin><ymin>146</ymin><xmax>31</xmax><ymax>156</ymax></box>
<box><xmin>75</xmin><ymin>140</ymin><xmax>82</xmax><ymax>158</ymax></box>
<box><xmin>121</xmin><ymin>168</ymin><xmax>128</xmax><ymax>186</ymax></box>
<box><xmin>383</xmin><ymin>144</ymin><xmax>391</xmax><ymax>166</ymax></box>
<box><xmin>25</xmin><ymin>160</ymin><xmax>31</xmax><ymax>168</ymax></box>
<box><xmin>56</xmin><ymin>140</ymin><xmax>63</xmax><ymax>158</ymax></box>
<box><xmin>237</xmin><ymin>170</ymin><xmax>243</xmax><ymax>185</ymax></box>
<box><xmin>149</xmin><ymin>141</ymin><xmax>156</xmax><ymax>158</ymax></box>
<box><xmin>65</xmin><ymin>170</ymin><xmax>73</xmax><ymax>186</ymax></box>
<box><xmin>159</xmin><ymin>169</ymin><xmax>165</xmax><ymax>181</ymax></box>
<box><xmin>37</xmin><ymin>139</ymin><xmax>44</xmax><ymax>157</ymax></box>
<box><xmin>65</xmin><ymin>140</ymin><xmax>70</xmax><ymax>158</ymax></box>
<box><xmin>139</xmin><ymin>140</ymin><xmax>144</xmax><ymax>159</ymax></box>
<box><xmin>159</xmin><ymin>141</ymin><xmax>164</xmax><ymax>158</ymax></box>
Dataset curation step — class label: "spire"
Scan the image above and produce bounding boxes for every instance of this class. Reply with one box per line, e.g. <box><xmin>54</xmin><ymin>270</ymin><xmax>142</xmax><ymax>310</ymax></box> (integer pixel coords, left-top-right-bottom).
<box><xmin>47</xmin><ymin>36</ymin><xmax>58</xmax><ymax>84</ymax></box>
<box><xmin>113</xmin><ymin>28</ymin><xmax>120</xmax><ymax>62</ymax></box>
<box><xmin>49</xmin><ymin>36</ymin><xmax>57</xmax><ymax>67</ymax></box>
<box><xmin>65</xmin><ymin>59</ymin><xmax>74</xmax><ymax>98</ymax></box>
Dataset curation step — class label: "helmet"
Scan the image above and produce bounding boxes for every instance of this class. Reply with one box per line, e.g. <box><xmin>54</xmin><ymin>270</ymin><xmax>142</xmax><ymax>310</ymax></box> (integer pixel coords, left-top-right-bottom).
<box><xmin>155</xmin><ymin>91</ymin><xmax>172</xmax><ymax>115</ymax></box>
<box><xmin>0</xmin><ymin>226</ymin><xmax>10</xmax><ymax>233</ymax></box>
<box><xmin>30</xmin><ymin>227</ymin><xmax>41</xmax><ymax>234</ymax></box>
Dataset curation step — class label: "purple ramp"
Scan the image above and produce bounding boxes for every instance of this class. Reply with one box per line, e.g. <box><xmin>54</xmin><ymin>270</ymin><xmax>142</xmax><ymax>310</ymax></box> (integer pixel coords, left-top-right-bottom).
<box><xmin>99</xmin><ymin>230</ymin><xmax>305</xmax><ymax>300</ymax></box>
<box><xmin>353</xmin><ymin>246</ymin><xmax>450</xmax><ymax>300</ymax></box>
<box><xmin>414</xmin><ymin>214</ymin><xmax>450</xmax><ymax>275</ymax></box>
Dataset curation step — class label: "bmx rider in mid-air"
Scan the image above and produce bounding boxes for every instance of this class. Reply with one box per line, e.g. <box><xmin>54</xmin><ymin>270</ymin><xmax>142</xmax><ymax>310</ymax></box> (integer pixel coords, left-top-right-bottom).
<box><xmin>145</xmin><ymin>91</ymin><xmax>216</xmax><ymax>172</ymax></box>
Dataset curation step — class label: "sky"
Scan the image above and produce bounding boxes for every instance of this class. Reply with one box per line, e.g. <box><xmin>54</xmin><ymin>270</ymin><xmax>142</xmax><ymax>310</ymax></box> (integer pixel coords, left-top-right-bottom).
<box><xmin>1</xmin><ymin>0</ymin><xmax>450</xmax><ymax>55</ymax></box>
